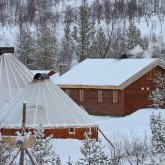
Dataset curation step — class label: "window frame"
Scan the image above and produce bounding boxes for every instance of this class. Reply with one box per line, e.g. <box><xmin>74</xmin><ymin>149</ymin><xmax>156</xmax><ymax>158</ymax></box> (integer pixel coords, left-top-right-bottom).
<box><xmin>146</xmin><ymin>70</ymin><xmax>155</xmax><ymax>80</ymax></box>
<box><xmin>79</xmin><ymin>89</ymin><xmax>84</xmax><ymax>102</ymax></box>
<box><xmin>98</xmin><ymin>90</ymin><xmax>103</xmax><ymax>103</ymax></box>
<box><xmin>69</xmin><ymin>128</ymin><xmax>76</xmax><ymax>134</ymax></box>
<box><xmin>65</xmin><ymin>89</ymin><xmax>70</xmax><ymax>96</ymax></box>
<box><xmin>112</xmin><ymin>90</ymin><xmax>118</xmax><ymax>103</ymax></box>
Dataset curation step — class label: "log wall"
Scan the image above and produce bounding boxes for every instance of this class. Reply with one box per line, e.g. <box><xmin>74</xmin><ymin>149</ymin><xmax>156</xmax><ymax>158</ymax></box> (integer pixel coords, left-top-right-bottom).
<box><xmin>62</xmin><ymin>66</ymin><xmax>165</xmax><ymax>116</ymax></box>
<box><xmin>124</xmin><ymin>66</ymin><xmax>165</xmax><ymax>115</ymax></box>
<box><xmin>1</xmin><ymin>127</ymin><xmax>98</xmax><ymax>140</ymax></box>
<box><xmin>64</xmin><ymin>88</ymin><xmax>124</xmax><ymax>116</ymax></box>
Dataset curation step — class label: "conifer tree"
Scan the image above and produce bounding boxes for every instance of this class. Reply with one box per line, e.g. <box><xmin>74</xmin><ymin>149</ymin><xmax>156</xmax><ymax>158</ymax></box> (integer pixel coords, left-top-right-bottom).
<box><xmin>152</xmin><ymin>46</ymin><xmax>163</xmax><ymax>60</ymax></box>
<box><xmin>150</xmin><ymin>112</ymin><xmax>165</xmax><ymax>153</ymax></box>
<box><xmin>67</xmin><ymin>156</ymin><xmax>73</xmax><ymax>165</ymax></box>
<box><xmin>127</xmin><ymin>23</ymin><xmax>142</xmax><ymax>50</ymax></box>
<box><xmin>56</xmin><ymin>155</ymin><xmax>61</xmax><ymax>165</ymax></box>
<box><xmin>0</xmin><ymin>140</ymin><xmax>11</xmax><ymax>164</ymax></box>
<box><xmin>95</xmin><ymin>140</ymin><xmax>110</xmax><ymax>164</ymax></box>
<box><xmin>16</xmin><ymin>27</ymin><xmax>36</xmax><ymax>69</ymax></box>
<box><xmin>32</xmin><ymin>124</ymin><xmax>60</xmax><ymax>165</ymax></box>
<box><xmin>71</xmin><ymin>0</ymin><xmax>95</xmax><ymax>62</ymax></box>
<box><xmin>149</xmin><ymin>88</ymin><xmax>164</xmax><ymax>108</ymax></box>
<box><xmin>113</xmin><ymin>37</ymin><xmax>127</xmax><ymax>59</ymax></box>
<box><xmin>36</xmin><ymin>25</ymin><xmax>58</xmax><ymax>70</ymax></box>
<box><xmin>90</xmin><ymin>26</ymin><xmax>108</xmax><ymax>58</ymax></box>
<box><xmin>78</xmin><ymin>132</ymin><xmax>110</xmax><ymax>165</ymax></box>
<box><xmin>59</xmin><ymin>23</ymin><xmax>73</xmax><ymax>68</ymax></box>
<box><xmin>149</xmin><ymin>72</ymin><xmax>165</xmax><ymax>108</ymax></box>
<box><xmin>78</xmin><ymin>132</ymin><xmax>98</xmax><ymax>164</ymax></box>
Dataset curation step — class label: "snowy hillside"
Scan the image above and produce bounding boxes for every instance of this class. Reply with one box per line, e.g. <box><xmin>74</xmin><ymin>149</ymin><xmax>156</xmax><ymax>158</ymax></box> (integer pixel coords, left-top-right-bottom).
<box><xmin>1</xmin><ymin>0</ymin><xmax>165</xmax><ymax>66</ymax></box>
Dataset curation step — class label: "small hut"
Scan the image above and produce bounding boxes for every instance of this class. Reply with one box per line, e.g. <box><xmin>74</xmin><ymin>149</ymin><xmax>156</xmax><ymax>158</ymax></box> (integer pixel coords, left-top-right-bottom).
<box><xmin>0</xmin><ymin>53</ymin><xmax>33</xmax><ymax>108</ymax></box>
<box><xmin>0</xmin><ymin>72</ymin><xmax>98</xmax><ymax>140</ymax></box>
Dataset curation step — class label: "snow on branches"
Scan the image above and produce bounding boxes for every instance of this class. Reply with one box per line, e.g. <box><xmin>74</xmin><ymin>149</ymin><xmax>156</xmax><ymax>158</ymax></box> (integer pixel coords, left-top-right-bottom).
<box><xmin>150</xmin><ymin>112</ymin><xmax>165</xmax><ymax>153</ymax></box>
<box><xmin>78</xmin><ymin>131</ymin><xmax>109</xmax><ymax>165</ymax></box>
<box><xmin>149</xmin><ymin>72</ymin><xmax>165</xmax><ymax>108</ymax></box>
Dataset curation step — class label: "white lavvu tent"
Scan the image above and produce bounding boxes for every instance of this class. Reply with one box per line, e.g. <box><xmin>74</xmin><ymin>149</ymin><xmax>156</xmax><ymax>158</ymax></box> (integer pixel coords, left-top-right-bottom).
<box><xmin>0</xmin><ymin>72</ymin><xmax>96</xmax><ymax>129</ymax></box>
<box><xmin>0</xmin><ymin>53</ymin><xmax>33</xmax><ymax>109</ymax></box>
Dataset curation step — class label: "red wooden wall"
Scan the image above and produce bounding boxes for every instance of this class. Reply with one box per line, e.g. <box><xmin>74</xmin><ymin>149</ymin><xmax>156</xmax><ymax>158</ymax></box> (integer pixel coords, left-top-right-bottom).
<box><xmin>62</xmin><ymin>66</ymin><xmax>165</xmax><ymax>116</ymax></box>
<box><xmin>64</xmin><ymin>88</ymin><xmax>124</xmax><ymax>116</ymax></box>
<box><xmin>1</xmin><ymin>127</ymin><xmax>98</xmax><ymax>140</ymax></box>
<box><xmin>123</xmin><ymin>66</ymin><xmax>165</xmax><ymax>115</ymax></box>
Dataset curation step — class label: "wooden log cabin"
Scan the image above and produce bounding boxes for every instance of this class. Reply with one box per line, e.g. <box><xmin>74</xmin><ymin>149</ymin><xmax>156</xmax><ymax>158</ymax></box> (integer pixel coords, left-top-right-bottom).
<box><xmin>55</xmin><ymin>58</ymin><xmax>165</xmax><ymax>116</ymax></box>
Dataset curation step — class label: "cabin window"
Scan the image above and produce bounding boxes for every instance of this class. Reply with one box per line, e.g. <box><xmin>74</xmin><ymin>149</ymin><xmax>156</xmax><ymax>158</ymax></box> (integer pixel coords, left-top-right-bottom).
<box><xmin>65</xmin><ymin>89</ymin><xmax>70</xmax><ymax>96</ymax></box>
<box><xmin>79</xmin><ymin>89</ymin><xmax>84</xmax><ymax>102</ymax></box>
<box><xmin>113</xmin><ymin>90</ymin><xmax>118</xmax><ymax>103</ymax></box>
<box><xmin>146</xmin><ymin>70</ymin><xmax>155</xmax><ymax>80</ymax></box>
<box><xmin>69</xmin><ymin>128</ymin><xmax>75</xmax><ymax>134</ymax></box>
<box><xmin>98</xmin><ymin>90</ymin><xmax>103</xmax><ymax>103</ymax></box>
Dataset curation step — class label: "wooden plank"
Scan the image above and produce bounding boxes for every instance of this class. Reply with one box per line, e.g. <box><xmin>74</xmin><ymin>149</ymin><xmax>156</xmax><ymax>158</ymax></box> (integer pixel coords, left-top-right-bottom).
<box><xmin>2</xmin><ymin>136</ymin><xmax>34</xmax><ymax>148</ymax></box>
<box><xmin>25</xmin><ymin>149</ymin><xmax>38</xmax><ymax>165</ymax></box>
<box><xmin>62</xmin><ymin>88</ymin><xmax>124</xmax><ymax>116</ymax></box>
<box><xmin>59</xmin><ymin>84</ymin><xmax>119</xmax><ymax>89</ymax></box>
<box><xmin>99</xmin><ymin>128</ymin><xmax>114</xmax><ymax>148</ymax></box>
<box><xmin>20</xmin><ymin>149</ymin><xmax>24</xmax><ymax>165</ymax></box>
<box><xmin>123</xmin><ymin>66</ymin><xmax>165</xmax><ymax>115</ymax></box>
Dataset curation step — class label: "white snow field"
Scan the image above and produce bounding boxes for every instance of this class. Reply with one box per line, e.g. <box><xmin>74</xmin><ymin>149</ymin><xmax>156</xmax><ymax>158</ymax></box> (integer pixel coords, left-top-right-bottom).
<box><xmin>52</xmin><ymin>108</ymin><xmax>165</xmax><ymax>164</ymax></box>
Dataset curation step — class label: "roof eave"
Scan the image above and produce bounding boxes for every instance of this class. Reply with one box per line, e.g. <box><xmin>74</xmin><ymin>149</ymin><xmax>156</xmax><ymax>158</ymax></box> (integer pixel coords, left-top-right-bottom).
<box><xmin>119</xmin><ymin>59</ymin><xmax>165</xmax><ymax>90</ymax></box>
<box><xmin>58</xmin><ymin>84</ymin><xmax>120</xmax><ymax>90</ymax></box>
<box><xmin>2</xmin><ymin>124</ymin><xmax>98</xmax><ymax>129</ymax></box>
<box><xmin>58</xmin><ymin>59</ymin><xmax>165</xmax><ymax>91</ymax></box>
<box><xmin>158</xmin><ymin>59</ymin><xmax>165</xmax><ymax>69</ymax></box>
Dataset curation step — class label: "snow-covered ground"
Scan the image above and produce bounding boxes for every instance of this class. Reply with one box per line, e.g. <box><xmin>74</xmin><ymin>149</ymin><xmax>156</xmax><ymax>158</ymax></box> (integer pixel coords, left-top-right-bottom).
<box><xmin>52</xmin><ymin>108</ymin><xmax>165</xmax><ymax>164</ymax></box>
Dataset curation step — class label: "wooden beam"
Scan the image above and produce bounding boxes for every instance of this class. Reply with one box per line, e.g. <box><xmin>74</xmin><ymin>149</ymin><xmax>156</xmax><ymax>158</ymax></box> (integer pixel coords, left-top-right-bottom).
<box><xmin>2</xmin><ymin>136</ymin><xmax>34</xmax><ymax>148</ymax></box>
<box><xmin>22</xmin><ymin>102</ymin><xmax>26</xmax><ymax>135</ymax></box>
<box><xmin>25</xmin><ymin>149</ymin><xmax>38</xmax><ymax>165</ymax></box>
<box><xmin>58</xmin><ymin>84</ymin><xmax>119</xmax><ymax>90</ymax></box>
<box><xmin>20</xmin><ymin>149</ymin><xmax>24</xmax><ymax>165</ymax></box>
<box><xmin>98</xmin><ymin>128</ymin><xmax>114</xmax><ymax>148</ymax></box>
<box><xmin>20</xmin><ymin>102</ymin><xmax>26</xmax><ymax>165</ymax></box>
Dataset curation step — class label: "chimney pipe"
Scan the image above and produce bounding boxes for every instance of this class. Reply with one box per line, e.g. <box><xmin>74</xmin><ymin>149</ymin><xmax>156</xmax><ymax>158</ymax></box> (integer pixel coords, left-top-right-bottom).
<box><xmin>0</xmin><ymin>47</ymin><xmax>14</xmax><ymax>55</ymax></box>
<box><xmin>59</xmin><ymin>64</ymin><xmax>68</xmax><ymax>76</ymax></box>
<box><xmin>48</xmin><ymin>70</ymin><xmax>55</xmax><ymax>77</ymax></box>
<box><xmin>120</xmin><ymin>53</ymin><xmax>128</xmax><ymax>59</ymax></box>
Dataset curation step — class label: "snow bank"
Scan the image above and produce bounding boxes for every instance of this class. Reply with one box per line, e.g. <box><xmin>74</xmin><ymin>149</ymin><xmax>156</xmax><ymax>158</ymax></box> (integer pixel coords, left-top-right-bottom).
<box><xmin>52</xmin><ymin>108</ymin><xmax>165</xmax><ymax>164</ymax></box>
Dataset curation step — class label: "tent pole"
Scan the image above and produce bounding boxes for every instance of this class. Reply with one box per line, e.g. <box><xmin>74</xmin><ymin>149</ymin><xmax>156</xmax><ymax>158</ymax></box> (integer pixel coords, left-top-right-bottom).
<box><xmin>20</xmin><ymin>149</ymin><xmax>24</xmax><ymax>165</ymax></box>
<box><xmin>25</xmin><ymin>149</ymin><xmax>38</xmax><ymax>165</ymax></box>
<box><xmin>20</xmin><ymin>102</ymin><xmax>26</xmax><ymax>165</ymax></box>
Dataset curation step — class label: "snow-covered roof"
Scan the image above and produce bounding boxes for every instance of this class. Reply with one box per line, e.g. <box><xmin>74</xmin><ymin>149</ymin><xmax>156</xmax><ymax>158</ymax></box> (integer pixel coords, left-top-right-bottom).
<box><xmin>0</xmin><ymin>53</ymin><xmax>33</xmax><ymax>109</ymax></box>
<box><xmin>0</xmin><ymin>73</ymin><xmax>96</xmax><ymax>128</ymax></box>
<box><xmin>55</xmin><ymin>58</ymin><xmax>165</xmax><ymax>90</ymax></box>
